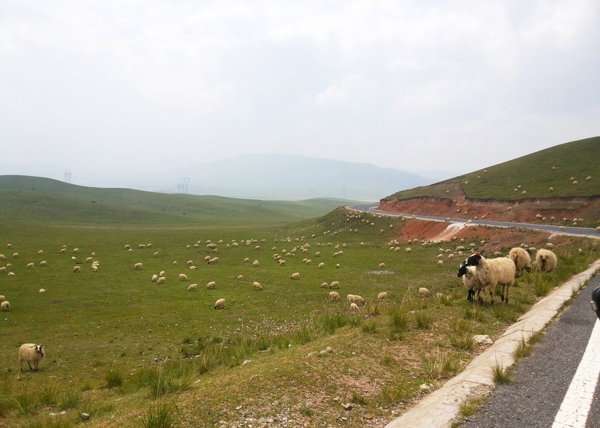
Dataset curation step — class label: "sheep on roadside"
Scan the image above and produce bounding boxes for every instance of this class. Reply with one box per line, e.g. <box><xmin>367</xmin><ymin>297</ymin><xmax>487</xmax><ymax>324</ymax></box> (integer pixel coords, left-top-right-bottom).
<box><xmin>214</xmin><ymin>298</ymin><xmax>226</xmax><ymax>310</ymax></box>
<box><xmin>187</xmin><ymin>284</ymin><xmax>197</xmax><ymax>291</ymax></box>
<box><xmin>179</xmin><ymin>274</ymin><xmax>188</xmax><ymax>281</ymax></box>
<box><xmin>133</xmin><ymin>263</ymin><xmax>143</xmax><ymax>270</ymax></box>
<box><xmin>458</xmin><ymin>264</ymin><xmax>486</xmax><ymax>304</ymax></box>
<box><xmin>1</xmin><ymin>301</ymin><xmax>10</xmax><ymax>311</ymax></box>
<box><xmin>206</xmin><ymin>281</ymin><xmax>216</xmax><ymax>289</ymax></box>
<box><xmin>290</xmin><ymin>272</ymin><xmax>300</xmax><ymax>280</ymax></box>
<box><xmin>378</xmin><ymin>292</ymin><xmax>388</xmax><ymax>301</ymax></box>
<box><xmin>253</xmin><ymin>282</ymin><xmax>263</xmax><ymax>291</ymax></box>
<box><xmin>151</xmin><ymin>274</ymin><xmax>158</xmax><ymax>282</ymax></box>
<box><xmin>536</xmin><ymin>249</ymin><xmax>557</xmax><ymax>272</ymax></box>
<box><xmin>458</xmin><ymin>253</ymin><xmax>516</xmax><ymax>304</ymax></box>
<box><xmin>330</xmin><ymin>281</ymin><xmax>340</xmax><ymax>289</ymax></box>
<box><xmin>508</xmin><ymin>247</ymin><xmax>532</xmax><ymax>276</ymax></box>
<box><xmin>73</xmin><ymin>266</ymin><xmax>81</xmax><ymax>273</ymax></box>
<box><xmin>19</xmin><ymin>344</ymin><xmax>45</xmax><ymax>371</ymax></box>
<box><xmin>157</xmin><ymin>277</ymin><xmax>166</xmax><ymax>284</ymax></box>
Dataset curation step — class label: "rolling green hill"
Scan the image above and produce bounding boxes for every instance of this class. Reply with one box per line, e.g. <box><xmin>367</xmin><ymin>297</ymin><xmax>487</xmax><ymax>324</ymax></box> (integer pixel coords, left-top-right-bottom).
<box><xmin>0</xmin><ymin>175</ymin><xmax>361</xmax><ymax>227</ymax></box>
<box><xmin>385</xmin><ymin>136</ymin><xmax>600</xmax><ymax>201</ymax></box>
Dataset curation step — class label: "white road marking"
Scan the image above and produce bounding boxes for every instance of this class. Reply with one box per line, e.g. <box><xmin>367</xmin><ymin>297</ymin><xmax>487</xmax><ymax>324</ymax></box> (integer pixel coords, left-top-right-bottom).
<box><xmin>553</xmin><ymin>319</ymin><xmax>600</xmax><ymax>428</ymax></box>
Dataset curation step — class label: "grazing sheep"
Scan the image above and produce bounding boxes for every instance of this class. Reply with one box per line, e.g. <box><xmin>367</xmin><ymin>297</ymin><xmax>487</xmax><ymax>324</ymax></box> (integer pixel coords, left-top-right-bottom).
<box><xmin>138</xmin><ymin>244</ymin><xmax>145</xmax><ymax>249</ymax></box>
<box><xmin>315</xmin><ymin>252</ymin><xmax>321</xmax><ymax>257</ymax></box>
<box><xmin>173</xmin><ymin>261</ymin><xmax>178</xmax><ymax>266</ymax></box>
<box><xmin>73</xmin><ymin>266</ymin><xmax>81</xmax><ymax>273</ymax></box>
<box><xmin>157</xmin><ymin>277</ymin><xmax>166</xmax><ymax>284</ymax></box>
<box><xmin>19</xmin><ymin>344</ymin><xmax>45</xmax><ymax>371</ymax></box>
<box><xmin>1</xmin><ymin>301</ymin><xmax>10</xmax><ymax>311</ymax></box>
<box><xmin>378</xmin><ymin>292</ymin><xmax>388</xmax><ymax>301</ymax></box>
<box><xmin>458</xmin><ymin>253</ymin><xmax>516</xmax><ymax>304</ymax></box>
<box><xmin>252</xmin><ymin>260</ymin><xmax>259</xmax><ymax>267</ymax></box>
<box><xmin>320</xmin><ymin>282</ymin><xmax>329</xmax><ymax>289</ymax></box>
<box><xmin>290</xmin><ymin>272</ymin><xmax>300</xmax><ymax>280</ymax></box>
<box><xmin>379</xmin><ymin>263</ymin><xmax>385</xmax><ymax>268</ymax></box>
<box><xmin>60</xmin><ymin>248</ymin><xmax>66</xmax><ymax>254</ymax></box>
<box><xmin>91</xmin><ymin>264</ymin><xmax>99</xmax><ymax>272</ymax></box>
<box><xmin>405</xmin><ymin>248</ymin><xmax>412</xmax><ymax>253</ymax></box>
<box><xmin>133</xmin><ymin>263</ymin><xmax>143</xmax><ymax>270</ymax></box>
<box><xmin>187</xmin><ymin>284</ymin><xmax>197</xmax><ymax>291</ymax></box>
<box><xmin>336</xmin><ymin>263</ymin><xmax>340</xmax><ymax>269</ymax></box>
<box><xmin>85</xmin><ymin>257</ymin><xmax>93</xmax><ymax>263</ymax></box>
<box><xmin>536</xmin><ymin>249</ymin><xmax>557</xmax><ymax>272</ymax></box>
<box><xmin>237</xmin><ymin>275</ymin><xmax>244</xmax><ymax>281</ymax></box>
<box><xmin>151</xmin><ymin>274</ymin><xmax>158</xmax><ymax>282</ymax></box>
<box><xmin>154</xmin><ymin>252</ymin><xmax>159</xmax><ymax>257</ymax></box>
<box><xmin>508</xmin><ymin>247</ymin><xmax>532</xmax><ymax>276</ymax></box>
<box><xmin>418</xmin><ymin>288</ymin><xmax>430</xmax><ymax>298</ymax></box>
<box><xmin>279</xmin><ymin>260</ymin><xmax>287</xmax><ymax>266</ymax></box>
<box><xmin>347</xmin><ymin>294</ymin><xmax>365</xmax><ymax>306</ymax></box>
<box><xmin>253</xmin><ymin>282</ymin><xmax>263</xmax><ymax>291</ymax></box>
<box><xmin>0</xmin><ymin>254</ymin><xmax>4</xmax><ymax>260</ymax></box>
<box><xmin>0</xmin><ymin>267</ymin><xmax>5</xmax><ymax>273</ymax></box>
<box><xmin>38</xmin><ymin>250</ymin><xmax>43</xmax><ymax>255</ymax></box>
<box><xmin>437</xmin><ymin>260</ymin><xmax>444</xmax><ymax>267</ymax></box>
<box><xmin>6</xmin><ymin>244</ymin><xmax>11</xmax><ymax>249</ymax></box>
<box><xmin>318</xmin><ymin>262</ymin><xmax>325</xmax><ymax>269</ymax></box>
<box><xmin>13</xmin><ymin>253</ymin><xmax>19</xmax><ymax>259</ymax></box>
<box><xmin>124</xmin><ymin>245</ymin><xmax>130</xmax><ymax>250</ymax></box>
<box><xmin>26</xmin><ymin>263</ymin><xmax>34</xmax><ymax>269</ymax></box>
<box><xmin>187</xmin><ymin>260</ymin><xmax>194</xmax><ymax>266</ymax></box>
<box><xmin>214</xmin><ymin>298</ymin><xmax>226</xmax><ymax>310</ymax></box>
<box><xmin>179</xmin><ymin>274</ymin><xmax>188</xmax><ymax>281</ymax></box>
<box><xmin>350</xmin><ymin>302</ymin><xmax>360</xmax><ymax>311</ymax></box>
<box><xmin>190</xmin><ymin>266</ymin><xmax>198</xmax><ymax>270</ymax></box>
<box><xmin>243</xmin><ymin>258</ymin><xmax>250</xmax><ymax>264</ymax></box>
<box><xmin>329</xmin><ymin>291</ymin><xmax>340</xmax><ymax>301</ymax></box>
<box><xmin>0</xmin><ymin>295</ymin><xmax>4</xmax><ymax>301</ymax></box>
<box><xmin>208</xmin><ymin>257</ymin><xmax>219</xmax><ymax>264</ymax></box>
<box><xmin>39</xmin><ymin>289</ymin><xmax>46</xmax><ymax>293</ymax></box>
<box><xmin>206</xmin><ymin>281</ymin><xmax>216</xmax><ymax>289</ymax></box>
<box><xmin>73</xmin><ymin>248</ymin><xmax>79</xmax><ymax>254</ymax></box>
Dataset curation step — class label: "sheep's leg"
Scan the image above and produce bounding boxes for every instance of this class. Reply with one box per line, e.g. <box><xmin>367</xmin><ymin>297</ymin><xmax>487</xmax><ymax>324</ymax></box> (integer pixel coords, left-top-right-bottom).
<box><xmin>20</xmin><ymin>360</ymin><xmax>23</xmax><ymax>372</ymax></box>
<box><xmin>489</xmin><ymin>291</ymin><xmax>494</xmax><ymax>306</ymax></box>
<box><xmin>467</xmin><ymin>289</ymin><xmax>475</xmax><ymax>303</ymax></box>
<box><xmin>500</xmin><ymin>285</ymin><xmax>506</xmax><ymax>302</ymax></box>
<box><xmin>27</xmin><ymin>361</ymin><xmax>33</xmax><ymax>371</ymax></box>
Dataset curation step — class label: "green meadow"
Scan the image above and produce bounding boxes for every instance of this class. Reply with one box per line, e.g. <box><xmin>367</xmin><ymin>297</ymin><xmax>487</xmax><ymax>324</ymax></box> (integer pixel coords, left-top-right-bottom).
<box><xmin>386</xmin><ymin>136</ymin><xmax>600</xmax><ymax>202</ymax></box>
<box><xmin>0</xmin><ymin>179</ymin><xmax>598</xmax><ymax>427</ymax></box>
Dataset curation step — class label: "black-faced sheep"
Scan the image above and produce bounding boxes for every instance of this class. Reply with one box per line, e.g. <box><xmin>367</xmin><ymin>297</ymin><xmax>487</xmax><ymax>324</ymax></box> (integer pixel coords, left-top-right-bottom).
<box><xmin>19</xmin><ymin>344</ymin><xmax>45</xmax><ymax>371</ymax></box>
<box><xmin>290</xmin><ymin>272</ymin><xmax>300</xmax><ymax>280</ymax></box>
<box><xmin>458</xmin><ymin>253</ymin><xmax>516</xmax><ymax>304</ymax></box>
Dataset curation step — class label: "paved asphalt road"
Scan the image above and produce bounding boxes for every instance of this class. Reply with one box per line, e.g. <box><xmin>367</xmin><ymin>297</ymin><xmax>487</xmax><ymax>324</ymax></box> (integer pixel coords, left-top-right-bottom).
<box><xmin>463</xmin><ymin>275</ymin><xmax>600</xmax><ymax>428</ymax></box>
<box><xmin>348</xmin><ymin>204</ymin><xmax>600</xmax><ymax>238</ymax></box>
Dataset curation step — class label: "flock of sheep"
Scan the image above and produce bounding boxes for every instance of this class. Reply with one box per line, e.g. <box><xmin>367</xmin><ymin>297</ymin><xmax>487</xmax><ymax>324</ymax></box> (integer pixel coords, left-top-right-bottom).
<box><xmin>458</xmin><ymin>245</ymin><xmax>557</xmax><ymax>305</ymax></box>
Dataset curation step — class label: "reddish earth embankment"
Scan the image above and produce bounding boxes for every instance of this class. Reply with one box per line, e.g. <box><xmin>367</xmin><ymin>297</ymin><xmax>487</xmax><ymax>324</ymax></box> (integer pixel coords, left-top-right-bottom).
<box><xmin>379</xmin><ymin>195</ymin><xmax>600</xmax><ymax>225</ymax></box>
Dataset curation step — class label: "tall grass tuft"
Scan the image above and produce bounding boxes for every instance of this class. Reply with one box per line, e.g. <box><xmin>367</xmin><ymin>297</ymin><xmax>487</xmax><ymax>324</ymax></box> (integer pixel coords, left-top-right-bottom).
<box><xmin>37</xmin><ymin>383</ymin><xmax>60</xmax><ymax>406</ymax></box>
<box><xmin>319</xmin><ymin>312</ymin><xmax>350</xmax><ymax>334</ymax></box>
<box><xmin>105</xmin><ymin>368</ymin><xmax>124</xmax><ymax>388</ymax></box>
<box><xmin>143</xmin><ymin>400</ymin><xmax>178</xmax><ymax>428</ymax></box>
<box><xmin>415</xmin><ymin>312</ymin><xmax>433</xmax><ymax>330</ymax></box>
<box><xmin>491</xmin><ymin>362</ymin><xmax>512</xmax><ymax>384</ymax></box>
<box><xmin>389</xmin><ymin>309</ymin><xmax>409</xmax><ymax>332</ymax></box>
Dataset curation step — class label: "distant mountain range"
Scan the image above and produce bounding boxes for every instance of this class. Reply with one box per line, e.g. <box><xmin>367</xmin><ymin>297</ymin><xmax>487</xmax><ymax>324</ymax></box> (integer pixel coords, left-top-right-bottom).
<box><xmin>156</xmin><ymin>154</ymin><xmax>434</xmax><ymax>201</ymax></box>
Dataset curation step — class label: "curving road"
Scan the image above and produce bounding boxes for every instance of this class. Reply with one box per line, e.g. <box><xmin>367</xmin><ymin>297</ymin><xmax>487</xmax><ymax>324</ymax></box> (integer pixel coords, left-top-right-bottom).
<box><xmin>348</xmin><ymin>204</ymin><xmax>600</xmax><ymax>239</ymax></box>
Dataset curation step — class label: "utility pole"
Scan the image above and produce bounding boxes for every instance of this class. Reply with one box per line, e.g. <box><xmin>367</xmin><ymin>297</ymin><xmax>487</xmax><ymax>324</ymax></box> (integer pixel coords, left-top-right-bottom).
<box><xmin>183</xmin><ymin>177</ymin><xmax>189</xmax><ymax>194</ymax></box>
<box><xmin>64</xmin><ymin>169</ymin><xmax>71</xmax><ymax>183</ymax></box>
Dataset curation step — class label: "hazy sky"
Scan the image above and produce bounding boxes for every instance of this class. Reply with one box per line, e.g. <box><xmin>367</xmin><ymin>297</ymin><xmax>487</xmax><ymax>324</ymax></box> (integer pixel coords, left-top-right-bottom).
<box><xmin>1</xmin><ymin>0</ymin><xmax>599</xmax><ymax>183</ymax></box>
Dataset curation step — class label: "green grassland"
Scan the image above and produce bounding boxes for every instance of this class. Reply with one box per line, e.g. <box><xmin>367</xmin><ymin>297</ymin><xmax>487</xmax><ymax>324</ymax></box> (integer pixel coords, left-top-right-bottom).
<box><xmin>386</xmin><ymin>136</ymin><xmax>600</xmax><ymax>201</ymax></box>
<box><xmin>1</xmin><ymin>208</ymin><xmax>598</xmax><ymax>427</ymax></box>
<box><xmin>0</xmin><ymin>175</ymin><xmax>359</xmax><ymax>227</ymax></box>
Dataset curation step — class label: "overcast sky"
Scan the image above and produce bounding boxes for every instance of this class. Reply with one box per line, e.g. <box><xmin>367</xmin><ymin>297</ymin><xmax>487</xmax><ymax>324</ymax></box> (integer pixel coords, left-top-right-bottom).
<box><xmin>1</xmin><ymin>0</ymin><xmax>599</xmax><ymax>184</ymax></box>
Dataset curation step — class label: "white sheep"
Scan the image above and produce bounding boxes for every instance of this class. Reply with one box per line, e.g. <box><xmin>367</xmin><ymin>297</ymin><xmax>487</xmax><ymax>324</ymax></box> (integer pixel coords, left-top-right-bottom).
<box><xmin>418</xmin><ymin>288</ymin><xmax>430</xmax><ymax>298</ymax></box>
<box><xmin>0</xmin><ymin>267</ymin><xmax>5</xmax><ymax>273</ymax></box>
<box><xmin>133</xmin><ymin>263</ymin><xmax>143</xmax><ymax>270</ymax></box>
<box><xmin>378</xmin><ymin>292</ymin><xmax>388</xmax><ymax>301</ymax></box>
<box><xmin>38</xmin><ymin>250</ymin><xmax>43</xmax><ymax>255</ymax></box>
<box><xmin>173</xmin><ymin>261</ymin><xmax>178</xmax><ymax>266</ymax></box>
<box><xmin>329</xmin><ymin>291</ymin><xmax>340</xmax><ymax>301</ymax></box>
<box><xmin>320</xmin><ymin>282</ymin><xmax>329</xmax><ymax>289</ymax></box>
<box><xmin>190</xmin><ymin>266</ymin><xmax>198</xmax><ymax>270</ymax></box>
<box><xmin>85</xmin><ymin>257</ymin><xmax>93</xmax><ymax>263</ymax></box>
<box><xmin>508</xmin><ymin>247</ymin><xmax>532</xmax><ymax>276</ymax></box>
<box><xmin>151</xmin><ymin>274</ymin><xmax>158</xmax><ymax>282</ymax></box>
<box><xmin>349</xmin><ymin>302</ymin><xmax>360</xmax><ymax>311</ymax></box>
<box><xmin>318</xmin><ymin>262</ymin><xmax>325</xmax><ymax>269</ymax></box>
<box><xmin>0</xmin><ymin>254</ymin><xmax>4</xmax><ymax>260</ymax></box>
<box><xmin>187</xmin><ymin>284</ymin><xmax>197</xmax><ymax>291</ymax></box>
<box><xmin>39</xmin><ymin>289</ymin><xmax>46</xmax><ymax>293</ymax></box>
<box><xmin>157</xmin><ymin>277</ymin><xmax>166</xmax><ymax>284</ymax></box>
<box><xmin>187</xmin><ymin>260</ymin><xmax>194</xmax><ymax>266</ymax></box>
<box><xmin>154</xmin><ymin>252</ymin><xmax>159</xmax><ymax>257</ymax></box>
<box><xmin>159</xmin><ymin>270</ymin><xmax>165</xmax><ymax>276</ymax></box>
<box><xmin>378</xmin><ymin>263</ymin><xmax>385</xmax><ymax>268</ymax></box>
<box><xmin>73</xmin><ymin>266</ymin><xmax>81</xmax><ymax>273</ymax></box>
<box><xmin>13</xmin><ymin>253</ymin><xmax>19</xmax><ymax>259</ymax></box>
<box><xmin>214</xmin><ymin>298</ymin><xmax>226</xmax><ymax>310</ymax></box>
<box><xmin>1</xmin><ymin>301</ymin><xmax>10</xmax><ymax>311</ymax></box>
<box><xmin>459</xmin><ymin>253</ymin><xmax>516</xmax><ymax>304</ymax></box>
<box><xmin>179</xmin><ymin>274</ymin><xmax>188</xmax><ymax>281</ymax></box>
<box><xmin>204</xmin><ymin>256</ymin><xmax>211</xmax><ymax>262</ymax></box>
<box><xmin>237</xmin><ymin>275</ymin><xmax>244</xmax><ymax>281</ymax></box>
<box><xmin>0</xmin><ymin>295</ymin><xmax>4</xmax><ymax>301</ymax></box>
<box><xmin>437</xmin><ymin>260</ymin><xmax>444</xmax><ymax>267</ymax></box>
<box><xmin>91</xmin><ymin>264</ymin><xmax>99</xmax><ymax>272</ymax></box>
<box><xmin>26</xmin><ymin>263</ymin><xmax>34</xmax><ymax>269</ymax></box>
<box><xmin>19</xmin><ymin>344</ymin><xmax>45</xmax><ymax>371</ymax></box>
<box><xmin>252</xmin><ymin>260</ymin><xmax>259</xmax><ymax>267</ymax></box>
<box><xmin>347</xmin><ymin>294</ymin><xmax>364</xmax><ymax>306</ymax></box>
<box><xmin>330</xmin><ymin>281</ymin><xmax>340</xmax><ymax>289</ymax></box>
<box><xmin>206</xmin><ymin>281</ymin><xmax>216</xmax><ymax>289</ymax></box>
<box><xmin>405</xmin><ymin>247</ymin><xmax>412</xmax><ymax>253</ymax></box>
<box><xmin>208</xmin><ymin>257</ymin><xmax>219</xmax><ymax>264</ymax></box>
<box><xmin>536</xmin><ymin>249</ymin><xmax>557</xmax><ymax>272</ymax></box>
<box><xmin>253</xmin><ymin>282</ymin><xmax>263</xmax><ymax>291</ymax></box>
<box><xmin>290</xmin><ymin>272</ymin><xmax>300</xmax><ymax>280</ymax></box>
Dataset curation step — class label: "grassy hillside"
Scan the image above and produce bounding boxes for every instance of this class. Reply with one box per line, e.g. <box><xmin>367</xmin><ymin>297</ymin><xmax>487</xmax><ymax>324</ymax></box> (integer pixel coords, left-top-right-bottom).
<box><xmin>0</xmin><ymin>175</ymin><xmax>360</xmax><ymax>227</ymax></box>
<box><xmin>386</xmin><ymin>136</ymin><xmax>600</xmax><ymax>201</ymax></box>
